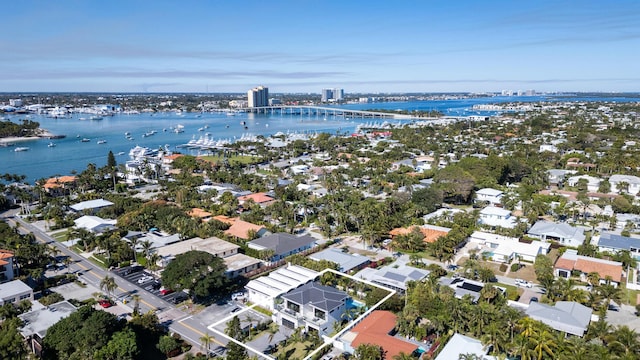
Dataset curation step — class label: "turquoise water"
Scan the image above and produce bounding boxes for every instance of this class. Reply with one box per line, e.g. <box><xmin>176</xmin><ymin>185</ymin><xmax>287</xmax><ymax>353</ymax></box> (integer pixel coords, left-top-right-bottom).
<box><xmin>347</xmin><ymin>298</ymin><xmax>365</xmax><ymax>309</ymax></box>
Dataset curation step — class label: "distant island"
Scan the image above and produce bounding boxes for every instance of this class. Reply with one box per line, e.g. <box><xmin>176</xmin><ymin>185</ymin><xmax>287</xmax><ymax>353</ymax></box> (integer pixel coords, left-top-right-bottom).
<box><xmin>0</xmin><ymin>119</ymin><xmax>61</xmax><ymax>144</ymax></box>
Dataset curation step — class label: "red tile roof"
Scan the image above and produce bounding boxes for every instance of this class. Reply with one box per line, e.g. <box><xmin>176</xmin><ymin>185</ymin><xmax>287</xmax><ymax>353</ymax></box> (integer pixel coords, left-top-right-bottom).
<box><xmin>237</xmin><ymin>192</ymin><xmax>275</xmax><ymax>204</ymax></box>
<box><xmin>43</xmin><ymin>176</ymin><xmax>76</xmax><ymax>189</ymax></box>
<box><xmin>0</xmin><ymin>249</ymin><xmax>14</xmax><ymax>266</ymax></box>
<box><xmin>222</xmin><ymin>218</ymin><xmax>265</xmax><ymax>240</ymax></box>
<box><xmin>389</xmin><ymin>226</ymin><xmax>448</xmax><ymax>244</ymax></box>
<box><xmin>188</xmin><ymin>208</ymin><xmax>212</xmax><ymax>219</ymax></box>
<box><xmin>350</xmin><ymin>311</ymin><xmax>417</xmax><ymax>359</ymax></box>
<box><xmin>555</xmin><ymin>254</ymin><xmax>623</xmax><ymax>283</ymax></box>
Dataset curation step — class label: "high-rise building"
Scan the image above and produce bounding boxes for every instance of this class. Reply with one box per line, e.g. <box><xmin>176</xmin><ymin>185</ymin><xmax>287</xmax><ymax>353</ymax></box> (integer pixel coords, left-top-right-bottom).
<box><xmin>247</xmin><ymin>86</ymin><xmax>269</xmax><ymax>107</ymax></box>
<box><xmin>321</xmin><ymin>88</ymin><xmax>333</xmax><ymax>102</ymax></box>
<box><xmin>321</xmin><ymin>88</ymin><xmax>344</xmax><ymax>102</ymax></box>
<box><xmin>333</xmin><ymin>88</ymin><xmax>344</xmax><ymax>101</ymax></box>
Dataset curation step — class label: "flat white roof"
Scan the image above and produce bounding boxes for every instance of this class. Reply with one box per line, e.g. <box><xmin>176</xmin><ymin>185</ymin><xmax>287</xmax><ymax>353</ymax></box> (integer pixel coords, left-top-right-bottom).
<box><xmin>245</xmin><ymin>264</ymin><xmax>318</xmax><ymax>298</ymax></box>
<box><xmin>70</xmin><ymin>199</ymin><xmax>114</xmax><ymax>211</ymax></box>
<box><xmin>224</xmin><ymin>253</ymin><xmax>261</xmax><ymax>272</ymax></box>
<box><xmin>493</xmin><ymin>240</ymin><xmax>550</xmax><ymax>258</ymax></box>
<box><xmin>155</xmin><ymin>236</ymin><xmax>239</xmax><ymax>259</ymax></box>
<box><xmin>0</xmin><ymin>279</ymin><xmax>32</xmax><ymax>297</ymax></box>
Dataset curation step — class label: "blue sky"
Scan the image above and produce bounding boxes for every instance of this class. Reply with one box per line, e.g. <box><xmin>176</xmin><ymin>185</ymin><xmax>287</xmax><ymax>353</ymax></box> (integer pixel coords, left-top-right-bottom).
<box><xmin>1</xmin><ymin>0</ymin><xmax>639</xmax><ymax>93</ymax></box>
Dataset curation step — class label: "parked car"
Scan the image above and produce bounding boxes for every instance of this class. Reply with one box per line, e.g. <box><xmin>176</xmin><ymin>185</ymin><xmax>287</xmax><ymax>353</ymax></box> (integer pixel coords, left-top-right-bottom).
<box><xmin>159</xmin><ymin>287</ymin><xmax>174</xmax><ymax>296</ymax></box>
<box><xmin>98</xmin><ymin>299</ymin><xmax>113</xmax><ymax>308</ymax></box>
<box><xmin>173</xmin><ymin>293</ymin><xmax>188</xmax><ymax>304</ymax></box>
<box><xmin>515</xmin><ymin>279</ymin><xmax>533</xmax><ymax>288</ymax></box>
<box><xmin>137</xmin><ymin>275</ymin><xmax>154</xmax><ymax>284</ymax></box>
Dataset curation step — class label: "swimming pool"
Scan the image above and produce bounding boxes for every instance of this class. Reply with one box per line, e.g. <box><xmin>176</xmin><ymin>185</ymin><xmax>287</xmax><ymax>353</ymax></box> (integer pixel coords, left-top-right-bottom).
<box><xmin>346</xmin><ymin>298</ymin><xmax>366</xmax><ymax>309</ymax></box>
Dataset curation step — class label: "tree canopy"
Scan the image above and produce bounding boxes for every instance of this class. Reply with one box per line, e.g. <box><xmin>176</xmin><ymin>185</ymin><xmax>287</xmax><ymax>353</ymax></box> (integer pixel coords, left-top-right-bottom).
<box><xmin>160</xmin><ymin>250</ymin><xmax>229</xmax><ymax>299</ymax></box>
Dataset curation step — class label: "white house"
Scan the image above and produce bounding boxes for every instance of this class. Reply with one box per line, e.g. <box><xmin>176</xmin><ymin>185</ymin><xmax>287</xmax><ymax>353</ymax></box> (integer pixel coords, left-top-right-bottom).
<box><xmin>0</xmin><ymin>249</ymin><xmax>16</xmax><ymax>283</ymax></box>
<box><xmin>479</xmin><ymin>206</ymin><xmax>518</xmax><ymax>229</ymax></box>
<box><xmin>608</xmin><ymin>174</ymin><xmax>640</xmax><ymax>195</ymax></box>
<box><xmin>73</xmin><ymin>215</ymin><xmax>117</xmax><ymax>234</ymax></box>
<box><xmin>527</xmin><ymin>220</ymin><xmax>586</xmax><ymax>247</ymax></box>
<box><xmin>245</xmin><ymin>264</ymin><xmax>318</xmax><ymax>311</ymax></box>
<box><xmin>539</xmin><ymin>144</ymin><xmax>558</xmax><ymax>153</ymax></box>
<box><xmin>0</xmin><ymin>279</ymin><xmax>33</xmax><ymax>305</ymax></box>
<box><xmin>475</xmin><ymin>188</ymin><xmax>504</xmax><ymax>206</ymax></box>
<box><xmin>526</xmin><ymin>301</ymin><xmax>592</xmax><ymax>337</ymax></box>
<box><xmin>547</xmin><ymin>169</ymin><xmax>577</xmax><ymax>186</ymax></box>
<box><xmin>469</xmin><ymin>231</ymin><xmax>550</xmax><ymax>263</ymax></box>
<box><xmin>435</xmin><ymin>333</ymin><xmax>495</xmax><ymax>360</ymax></box>
<box><xmin>567</xmin><ymin>175</ymin><xmax>601</xmax><ymax>192</ymax></box>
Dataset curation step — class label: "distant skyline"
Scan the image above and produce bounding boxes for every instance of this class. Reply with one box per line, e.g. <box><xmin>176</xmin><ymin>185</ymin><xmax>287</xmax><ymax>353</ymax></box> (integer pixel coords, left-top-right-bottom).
<box><xmin>1</xmin><ymin>0</ymin><xmax>639</xmax><ymax>93</ymax></box>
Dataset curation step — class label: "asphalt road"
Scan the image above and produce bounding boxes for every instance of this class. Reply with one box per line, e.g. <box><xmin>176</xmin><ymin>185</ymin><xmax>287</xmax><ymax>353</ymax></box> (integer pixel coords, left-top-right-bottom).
<box><xmin>0</xmin><ymin>209</ymin><xmax>218</xmax><ymax>348</ymax></box>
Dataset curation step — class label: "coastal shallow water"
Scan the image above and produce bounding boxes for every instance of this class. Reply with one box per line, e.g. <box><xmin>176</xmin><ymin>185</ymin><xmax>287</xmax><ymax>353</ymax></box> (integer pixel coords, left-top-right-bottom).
<box><xmin>1</xmin><ymin>95</ymin><xmax>638</xmax><ymax>183</ymax></box>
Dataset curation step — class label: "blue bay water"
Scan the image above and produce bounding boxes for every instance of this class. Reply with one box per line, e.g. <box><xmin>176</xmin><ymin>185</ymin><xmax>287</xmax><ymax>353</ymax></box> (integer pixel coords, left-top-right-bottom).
<box><xmin>1</xmin><ymin>95</ymin><xmax>638</xmax><ymax>183</ymax></box>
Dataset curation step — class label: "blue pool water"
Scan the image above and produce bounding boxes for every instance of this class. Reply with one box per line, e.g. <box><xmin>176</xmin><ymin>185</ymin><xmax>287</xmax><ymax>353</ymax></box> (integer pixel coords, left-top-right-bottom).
<box><xmin>346</xmin><ymin>298</ymin><xmax>365</xmax><ymax>309</ymax></box>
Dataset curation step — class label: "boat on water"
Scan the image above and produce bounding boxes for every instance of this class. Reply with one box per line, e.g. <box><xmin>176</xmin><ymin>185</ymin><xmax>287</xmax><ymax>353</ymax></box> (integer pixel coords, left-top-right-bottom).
<box><xmin>79</xmin><ymin>117</ymin><xmax>87</xmax><ymax>121</ymax></box>
<box><xmin>125</xmin><ymin>132</ymin><xmax>131</xmax><ymax>136</ymax></box>
<box><xmin>81</xmin><ymin>138</ymin><xmax>91</xmax><ymax>142</ymax></box>
<box><xmin>173</xmin><ymin>124</ymin><xmax>185</xmax><ymax>133</ymax></box>
<box><xmin>48</xmin><ymin>142</ymin><xmax>56</xmax><ymax>147</ymax></box>
<box><xmin>97</xmin><ymin>140</ymin><xmax>107</xmax><ymax>144</ymax></box>
<box><xmin>89</xmin><ymin>115</ymin><xmax>103</xmax><ymax>120</ymax></box>
<box><xmin>116</xmin><ymin>151</ymin><xmax>125</xmax><ymax>156</ymax></box>
<box><xmin>14</xmin><ymin>147</ymin><xmax>29</xmax><ymax>152</ymax></box>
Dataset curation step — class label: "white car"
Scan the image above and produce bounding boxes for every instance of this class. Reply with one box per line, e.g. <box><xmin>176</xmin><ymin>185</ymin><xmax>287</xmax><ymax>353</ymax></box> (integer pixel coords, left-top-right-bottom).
<box><xmin>515</xmin><ymin>279</ymin><xmax>533</xmax><ymax>288</ymax></box>
<box><xmin>137</xmin><ymin>275</ymin><xmax>153</xmax><ymax>284</ymax></box>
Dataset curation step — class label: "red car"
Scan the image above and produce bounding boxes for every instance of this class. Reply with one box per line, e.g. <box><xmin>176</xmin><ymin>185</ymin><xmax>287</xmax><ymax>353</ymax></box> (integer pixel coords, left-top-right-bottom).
<box><xmin>98</xmin><ymin>299</ymin><xmax>113</xmax><ymax>308</ymax></box>
<box><xmin>159</xmin><ymin>287</ymin><xmax>174</xmax><ymax>296</ymax></box>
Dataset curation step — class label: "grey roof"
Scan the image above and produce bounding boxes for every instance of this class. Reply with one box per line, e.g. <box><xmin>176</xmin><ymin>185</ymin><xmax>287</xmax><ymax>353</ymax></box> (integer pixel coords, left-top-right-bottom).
<box><xmin>357</xmin><ymin>264</ymin><xmax>430</xmax><ymax>292</ymax></box>
<box><xmin>69</xmin><ymin>199</ymin><xmax>114</xmax><ymax>211</ymax></box>
<box><xmin>440</xmin><ymin>277</ymin><xmax>484</xmax><ymax>302</ymax></box>
<box><xmin>248</xmin><ymin>233</ymin><xmax>315</xmax><ymax>256</ymax></box>
<box><xmin>528</xmin><ymin>221</ymin><xmax>585</xmax><ymax>242</ymax></box>
<box><xmin>308</xmin><ymin>248</ymin><xmax>370</xmax><ymax>272</ymax></box>
<box><xmin>281</xmin><ymin>281</ymin><xmax>348</xmax><ymax>311</ymax></box>
<box><xmin>19</xmin><ymin>301</ymin><xmax>77</xmax><ymax>338</ymax></box>
<box><xmin>526</xmin><ymin>301</ymin><xmax>592</xmax><ymax>336</ymax></box>
<box><xmin>598</xmin><ymin>231</ymin><xmax>640</xmax><ymax>251</ymax></box>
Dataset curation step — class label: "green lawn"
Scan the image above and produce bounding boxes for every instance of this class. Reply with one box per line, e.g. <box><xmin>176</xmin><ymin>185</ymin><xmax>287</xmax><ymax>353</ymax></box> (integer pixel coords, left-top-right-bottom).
<box><xmin>198</xmin><ymin>154</ymin><xmax>261</xmax><ymax>165</ymax></box>
<box><xmin>622</xmin><ymin>288</ymin><xmax>639</xmax><ymax>306</ymax></box>
<box><xmin>51</xmin><ymin>229</ymin><xmax>70</xmax><ymax>241</ymax></box>
<box><xmin>273</xmin><ymin>340</ymin><xmax>316</xmax><ymax>360</ymax></box>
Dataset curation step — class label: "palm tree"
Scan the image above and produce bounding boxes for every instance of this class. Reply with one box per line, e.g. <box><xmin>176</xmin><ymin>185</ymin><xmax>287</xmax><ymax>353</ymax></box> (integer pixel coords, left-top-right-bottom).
<box><xmin>129</xmin><ymin>237</ymin><xmax>141</xmax><ymax>263</ymax></box>
<box><xmin>140</xmin><ymin>240</ymin><xmax>153</xmax><ymax>261</ymax></box>
<box><xmin>100</xmin><ymin>275</ymin><xmax>117</xmax><ymax>300</ymax></box>
<box><xmin>585</xmin><ymin>319</ymin><xmax>613</xmax><ymax>346</ymax></box>
<box><xmin>266</xmin><ymin>323</ymin><xmax>279</xmax><ymax>344</ymax></box>
<box><xmin>132</xmin><ymin>294</ymin><xmax>141</xmax><ymax>316</ymax></box>
<box><xmin>147</xmin><ymin>253</ymin><xmax>160</xmax><ymax>271</ymax></box>
<box><xmin>199</xmin><ymin>332</ymin><xmax>215</xmax><ymax>357</ymax></box>
<box><xmin>530</xmin><ymin>329</ymin><xmax>557</xmax><ymax>359</ymax></box>
<box><xmin>596</xmin><ymin>280</ymin><xmax>623</xmax><ymax>311</ymax></box>
<box><xmin>393</xmin><ymin>352</ymin><xmax>415</xmax><ymax>360</ymax></box>
<box><xmin>63</xmin><ymin>256</ymin><xmax>73</xmax><ymax>275</ymax></box>
<box><xmin>606</xmin><ymin>325</ymin><xmax>640</xmax><ymax>357</ymax></box>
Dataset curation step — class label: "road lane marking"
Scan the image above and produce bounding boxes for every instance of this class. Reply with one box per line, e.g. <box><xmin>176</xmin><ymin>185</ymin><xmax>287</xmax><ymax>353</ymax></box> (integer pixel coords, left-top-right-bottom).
<box><xmin>177</xmin><ymin>319</ymin><xmax>225</xmax><ymax>346</ymax></box>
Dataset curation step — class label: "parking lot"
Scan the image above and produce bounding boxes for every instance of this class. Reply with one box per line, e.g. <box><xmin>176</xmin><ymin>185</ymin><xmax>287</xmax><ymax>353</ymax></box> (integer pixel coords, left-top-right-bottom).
<box><xmin>114</xmin><ymin>265</ymin><xmax>188</xmax><ymax>305</ymax></box>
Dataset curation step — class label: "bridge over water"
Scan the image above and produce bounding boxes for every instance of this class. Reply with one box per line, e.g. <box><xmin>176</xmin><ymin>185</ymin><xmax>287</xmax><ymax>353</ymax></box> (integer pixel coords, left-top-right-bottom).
<box><xmin>236</xmin><ymin>105</ymin><xmax>415</xmax><ymax>120</ymax></box>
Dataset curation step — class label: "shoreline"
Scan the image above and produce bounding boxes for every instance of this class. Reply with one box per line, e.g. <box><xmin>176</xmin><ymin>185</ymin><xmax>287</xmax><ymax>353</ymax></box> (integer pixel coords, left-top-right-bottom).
<box><xmin>0</xmin><ymin>129</ymin><xmax>58</xmax><ymax>144</ymax></box>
